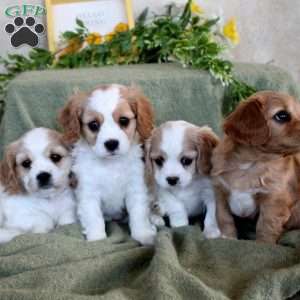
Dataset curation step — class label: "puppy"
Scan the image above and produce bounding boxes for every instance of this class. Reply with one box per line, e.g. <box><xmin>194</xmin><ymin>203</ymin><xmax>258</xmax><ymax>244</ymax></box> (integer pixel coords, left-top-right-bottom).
<box><xmin>211</xmin><ymin>91</ymin><xmax>300</xmax><ymax>243</ymax></box>
<box><xmin>58</xmin><ymin>84</ymin><xmax>157</xmax><ymax>245</ymax></box>
<box><xmin>0</xmin><ymin>128</ymin><xmax>76</xmax><ymax>243</ymax></box>
<box><xmin>146</xmin><ymin>121</ymin><xmax>221</xmax><ymax>238</ymax></box>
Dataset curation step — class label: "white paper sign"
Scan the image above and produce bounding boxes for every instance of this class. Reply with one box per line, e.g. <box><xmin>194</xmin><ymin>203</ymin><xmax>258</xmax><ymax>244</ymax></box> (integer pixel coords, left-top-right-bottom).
<box><xmin>53</xmin><ymin>0</ymin><xmax>127</xmax><ymax>42</ymax></box>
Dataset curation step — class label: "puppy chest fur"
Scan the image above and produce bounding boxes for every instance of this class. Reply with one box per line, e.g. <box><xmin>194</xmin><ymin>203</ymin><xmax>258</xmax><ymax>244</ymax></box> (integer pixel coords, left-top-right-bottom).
<box><xmin>73</xmin><ymin>141</ymin><xmax>144</xmax><ymax>220</ymax></box>
<box><xmin>215</xmin><ymin>154</ymin><xmax>295</xmax><ymax>218</ymax></box>
<box><xmin>1</xmin><ymin>189</ymin><xmax>75</xmax><ymax>231</ymax></box>
<box><xmin>157</xmin><ymin>176</ymin><xmax>214</xmax><ymax>216</ymax></box>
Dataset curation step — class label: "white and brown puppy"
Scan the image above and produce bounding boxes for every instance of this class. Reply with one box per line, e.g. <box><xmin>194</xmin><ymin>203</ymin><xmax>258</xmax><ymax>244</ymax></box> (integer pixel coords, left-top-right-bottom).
<box><xmin>146</xmin><ymin>121</ymin><xmax>221</xmax><ymax>238</ymax></box>
<box><xmin>0</xmin><ymin>127</ymin><xmax>76</xmax><ymax>243</ymax></box>
<box><xmin>59</xmin><ymin>84</ymin><xmax>157</xmax><ymax>245</ymax></box>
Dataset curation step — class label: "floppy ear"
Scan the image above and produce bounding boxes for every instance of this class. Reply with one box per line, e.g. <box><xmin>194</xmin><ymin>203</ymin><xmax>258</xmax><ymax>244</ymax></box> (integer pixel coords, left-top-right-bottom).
<box><xmin>223</xmin><ymin>97</ymin><xmax>270</xmax><ymax>145</ymax></box>
<box><xmin>144</xmin><ymin>137</ymin><xmax>153</xmax><ymax>176</ymax></box>
<box><xmin>58</xmin><ymin>92</ymin><xmax>87</xmax><ymax>144</ymax></box>
<box><xmin>0</xmin><ymin>142</ymin><xmax>22</xmax><ymax>194</ymax></box>
<box><xmin>196</xmin><ymin>128</ymin><xmax>219</xmax><ymax>175</ymax></box>
<box><xmin>128</xmin><ymin>87</ymin><xmax>154</xmax><ymax>143</ymax></box>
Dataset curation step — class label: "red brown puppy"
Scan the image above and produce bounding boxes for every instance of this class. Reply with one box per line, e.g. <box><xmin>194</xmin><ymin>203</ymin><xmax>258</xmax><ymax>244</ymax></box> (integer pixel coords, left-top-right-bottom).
<box><xmin>211</xmin><ymin>91</ymin><xmax>300</xmax><ymax>243</ymax></box>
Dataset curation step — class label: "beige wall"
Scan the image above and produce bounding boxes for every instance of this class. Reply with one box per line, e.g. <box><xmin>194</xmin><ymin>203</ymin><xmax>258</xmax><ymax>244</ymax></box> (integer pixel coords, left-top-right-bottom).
<box><xmin>0</xmin><ymin>0</ymin><xmax>299</xmax><ymax>83</ymax></box>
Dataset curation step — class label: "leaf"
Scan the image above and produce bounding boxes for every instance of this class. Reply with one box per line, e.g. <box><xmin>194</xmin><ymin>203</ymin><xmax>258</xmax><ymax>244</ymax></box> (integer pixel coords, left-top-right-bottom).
<box><xmin>136</xmin><ymin>8</ymin><xmax>148</xmax><ymax>25</ymax></box>
<box><xmin>62</xmin><ymin>31</ymin><xmax>78</xmax><ymax>40</ymax></box>
<box><xmin>76</xmin><ymin>18</ymin><xmax>85</xmax><ymax>28</ymax></box>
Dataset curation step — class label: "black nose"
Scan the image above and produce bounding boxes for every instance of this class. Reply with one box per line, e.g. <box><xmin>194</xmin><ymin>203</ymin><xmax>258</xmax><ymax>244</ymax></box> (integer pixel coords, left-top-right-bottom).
<box><xmin>104</xmin><ymin>139</ymin><xmax>119</xmax><ymax>152</ymax></box>
<box><xmin>37</xmin><ymin>172</ymin><xmax>51</xmax><ymax>187</ymax></box>
<box><xmin>166</xmin><ymin>176</ymin><xmax>179</xmax><ymax>186</ymax></box>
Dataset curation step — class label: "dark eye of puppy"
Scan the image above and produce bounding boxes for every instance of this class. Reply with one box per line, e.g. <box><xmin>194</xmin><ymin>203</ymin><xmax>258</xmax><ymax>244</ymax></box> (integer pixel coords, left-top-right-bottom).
<box><xmin>154</xmin><ymin>156</ymin><xmax>164</xmax><ymax>167</ymax></box>
<box><xmin>21</xmin><ymin>159</ymin><xmax>32</xmax><ymax>169</ymax></box>
<box><xmin>273</xmin><ymin>110</ymin><xmax>291</xmax><ymax>123</ymax></box>
<box><xmin>119</xmin><ymin>117</ymin><xmax>130</xmax><ymax>128</ymax></box>
<box><xmin>50</xmin><ymin>153</ymin><xmax>62</xmax><ymax>163</ymax></box>
<box><xmin>181</xmin><ymin>157</ymin><xmax>193</xmax><ymax>167</ymax></box>
<box><xmin>88</xmin><ymin>120</ymin><xmax>100</xmax><ymax>132</ymax></box>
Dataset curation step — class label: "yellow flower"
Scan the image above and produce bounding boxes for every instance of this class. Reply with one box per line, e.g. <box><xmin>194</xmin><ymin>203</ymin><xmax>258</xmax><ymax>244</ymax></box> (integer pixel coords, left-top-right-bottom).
<box><xmin>86</xmin><ymin>33</ymin><xmax>103</xmax><ymax>45</ymax></box>
<box><xmin>114</xmin><ymin>22</ymin><xmax>129</xmax><ymax>33</ymax></box>
<box><xmin>223</xmin><ymin>18</ymin><xmax>240</xmax><ymax>45</ymax></box>
<box><xmin>190</xmin><ymin>1</ymin><xmax>204</xmax><ymax>14</ymax></box>
<box><xmin>104</xmin><ymin>32</ymin><xmax>115</xmax><ymax>42</ymax></box>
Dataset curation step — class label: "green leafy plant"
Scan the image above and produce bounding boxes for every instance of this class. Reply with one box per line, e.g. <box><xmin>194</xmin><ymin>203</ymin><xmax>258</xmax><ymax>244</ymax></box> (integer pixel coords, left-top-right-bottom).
<box><xmin>0</xmin><ymin>0</ymin><xmax>256</xmax><ymax>119</ymax></box>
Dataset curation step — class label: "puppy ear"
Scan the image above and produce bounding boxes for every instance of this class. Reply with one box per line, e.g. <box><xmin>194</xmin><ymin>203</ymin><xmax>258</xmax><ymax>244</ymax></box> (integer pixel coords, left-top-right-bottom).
<box><xmin>223</xmin><ymin>97</ymin><xmax>270</xmax><ymax>145</ymax></box>
<box><xmin>0</xmin><ymin>142</ymin><xmax>22</xmax><ymax>194</ymax></box>
<box><xmin>196</xmin><ymin>128</ymin><xmax>219</xmax><ymax>175</ymax></box>
<box><xmin>127</xmin><ymin>87</ymin><xmax>154</xmax><ymax>143</ymax></box>
<box><xmin>58</xmin><ymin>92</ymin><xmax>87</xmax><ymax>144</ymax></box>
<box><xmin>144</xmin><ymin>137</ymin><xmax>153</xmax><ymax>176</ymax></box>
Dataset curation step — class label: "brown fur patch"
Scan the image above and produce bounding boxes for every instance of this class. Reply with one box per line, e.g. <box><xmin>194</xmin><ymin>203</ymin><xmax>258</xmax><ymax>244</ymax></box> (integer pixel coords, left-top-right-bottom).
<box><xmin>113</xmin><ymin>100</ymin><xmax>136</xmax><ymax>141</ymax></box>
<box><xmin>81</xmin><ymin>110</ymin><xmax>104</xmax><ymax>146</ymax></box>
<box><xmin>185</xmin><ymin>126</ymin><xmax>219</xmax><ymax>175</ymax></box>
<box><xmin>58</xmin><ymin>91</ymin><xmax>89</xmax><ymax>144</ymax></box>
<box><xmin>121</xmin><ymin>86</ymin><xmax>154</xmax><ymax>143</ymax></box>
<box><xmin>0</xmin><ymin>141</ymin><xmax>23</xmax><ymax>194</ymax></box>
<box><xmin>46</xmin><ymin>129</ymin><xmax>70</xmax><ymax>167</ymax></box>
<box><xmin>145</xmin><ymin>127</ymin><xmax>163</xmax><ymax>177</ymax></box>
<box><xmin>224</xmin><ymin>96</ymin><xmax>270</xmax><ymax>146</ymax></box>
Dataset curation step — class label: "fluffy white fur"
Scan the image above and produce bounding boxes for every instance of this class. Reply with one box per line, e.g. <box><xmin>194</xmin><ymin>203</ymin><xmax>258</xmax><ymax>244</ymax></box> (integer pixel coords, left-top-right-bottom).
<box><xmin>149</xmin><ymin>121</ymin><xmax>221</xmax><ymax>238</ymax></box>
<box><xmin>0</xmin><ymin>128</ymin><xmax>76</xmax><ymax>243</ymax></box>
<box><xmin>68</xmin><ymin>86</ymin><xmax>156</xmax><ymax>245</ymax></box>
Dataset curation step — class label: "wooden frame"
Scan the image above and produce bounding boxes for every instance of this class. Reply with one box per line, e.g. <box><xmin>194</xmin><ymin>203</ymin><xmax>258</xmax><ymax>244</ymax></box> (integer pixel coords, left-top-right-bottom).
<box><xmin>46</xmin><ymin>0</ymin><xmax>134</xmax><ymax>51</ymax></box>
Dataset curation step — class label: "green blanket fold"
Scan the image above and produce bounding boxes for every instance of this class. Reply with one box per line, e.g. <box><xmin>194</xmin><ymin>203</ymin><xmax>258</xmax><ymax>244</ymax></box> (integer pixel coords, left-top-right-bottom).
<box><xmin>0</xmin><ymin>224</ymin><xmax>300</xmax><ymax>300</ymax></box>
<box><xmin>0</xmin><ymin>63</ymin><xmax>300</xmax><ymax>299</ymax></box>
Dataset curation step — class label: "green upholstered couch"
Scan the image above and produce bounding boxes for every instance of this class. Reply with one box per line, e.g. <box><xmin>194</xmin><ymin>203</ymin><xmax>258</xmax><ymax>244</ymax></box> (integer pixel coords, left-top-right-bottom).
<box><xmin>0</xmin><ymin>63</ymin><xmax>300</xmax><ymax>300</ymax></box>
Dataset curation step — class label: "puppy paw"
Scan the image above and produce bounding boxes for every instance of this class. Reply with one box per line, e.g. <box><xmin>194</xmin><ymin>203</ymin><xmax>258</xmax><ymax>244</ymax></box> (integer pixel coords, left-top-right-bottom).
<box><xmin>203</xmin><ymin>227</ymin><xmax>221</xmax><ymax>239</ymax></box>
<box><xmin>85</xmin><ymin>230</ymin><xmax>107</xmax><ymax>241</ymax></box>
<box><xmin>132</xmin><ymin>227</ymin><xmax>157</xmax><ymax>245</ymax></box>
<box><xmin>220</xmin><ymin>234</ymin><xmax>237</xmax><ymax>240</ymax></box>
<box><xmin>150</xmin><ymin>214</ymin><xmax>165</xmax><ymax>227</ymax></box>
<box><xmin>32</xmin><ymin>222</ymin><xmax>54</xmax><ymax>234</ymax></box>
<box><xmin>170</xmin><ymin>219</ymin><xmax>189</xmax><ymax>228</ymax></box>
<box><xmin>58</xmin><ymin>213</ymin><xmax>76</xmax><ymax>226</ymax></box>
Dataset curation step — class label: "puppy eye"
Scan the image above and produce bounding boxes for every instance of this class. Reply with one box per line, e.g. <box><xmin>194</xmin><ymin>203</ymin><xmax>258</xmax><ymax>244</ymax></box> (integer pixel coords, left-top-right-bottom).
<box><xmin>181</xmin><ymin>157</ymin><xmax>193</xmax><ymax>166</ymax></box>
<box><xmin>273</xmin><ymin>110</ymin><xmax>291</xmax><ymax>123</ymax></box>
<box><xmin>21</xmin><ymin>159</ymin><xmax>32</xmax><ymax>169</ymax></box>
<box><xmin>154</xmin><ymin>156</ymin><xmax>164</xmax><ymax>167</ymax></box>
<box><xmin>88</xmin><ymin>120</ymin><xmax>100</xmax><ymax>132</ymax></box>
<box><xmin>119</xmin><ymin>117</ymin><xmax>130</xmax><ymax>128</ymax></box>
<box><xmin>50</xmin><ymin>153</ymin><xmax>62</xmax><ymax>163</ymax></box>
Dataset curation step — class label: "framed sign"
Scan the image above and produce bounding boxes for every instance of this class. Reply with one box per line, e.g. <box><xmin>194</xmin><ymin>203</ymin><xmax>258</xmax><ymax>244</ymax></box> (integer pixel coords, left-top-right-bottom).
<box><xmin>46</xmin><ymin>0</ymin><xmax>134</xmax><ymax>51</ymax></box>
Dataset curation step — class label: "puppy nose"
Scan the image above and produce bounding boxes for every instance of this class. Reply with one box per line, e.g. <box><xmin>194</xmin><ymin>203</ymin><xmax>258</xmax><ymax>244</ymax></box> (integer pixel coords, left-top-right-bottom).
<box><xmin>37</xmin><ymin>172</ymin><xmax>51</xmax><ymax>187</ymax></box>
<box><xmin>104</xmin><ymin>139</ymin><xmax>119</xmax><ymax>152</ymax></box>
<box><xmin>166</xmin><ymin>176</ymin><xmax>179</xmax><ymax>186</ymax></box>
